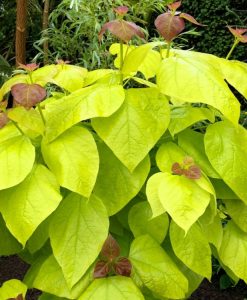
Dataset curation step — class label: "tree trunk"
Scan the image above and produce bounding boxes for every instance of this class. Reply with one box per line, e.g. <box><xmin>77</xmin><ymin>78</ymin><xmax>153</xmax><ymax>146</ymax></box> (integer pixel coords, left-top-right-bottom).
<box><xmin>15</xmin><ymin>0</ymin><xmax>28</xmax><ymax>66</ymax></box>
<box><xmin>42</xmin><ymin>0</ymin><xmax>50</xmax><ymax>65</ymax></box>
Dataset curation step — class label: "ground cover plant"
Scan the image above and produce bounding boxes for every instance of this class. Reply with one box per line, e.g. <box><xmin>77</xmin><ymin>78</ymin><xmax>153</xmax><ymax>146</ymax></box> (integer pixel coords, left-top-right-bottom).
<box><xmin>0</xmin><ymin>1</ymin><xmax>247</xmax><ymax>299</ymax></box>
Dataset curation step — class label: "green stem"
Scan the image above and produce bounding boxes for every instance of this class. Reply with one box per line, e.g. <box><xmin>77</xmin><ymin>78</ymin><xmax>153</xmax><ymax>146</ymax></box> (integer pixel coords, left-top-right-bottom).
<box><xmin>159</xmin><ymin>45</ymin><xmax>163</xmax><ymax>59</ymax></box>
<box><xmin>37</xmin><ymin>103</ymin><xmax>46</xmax><ymax>125</ymax></box>
<box><xmin>12</xmin><ymin>120</ymin><xmax>25</xmax><ymax>136</ymax></box>
<box><xmin>226</xmin><ymin>38</ymin><xmax>239</xmax><ymax>60</ymax></box>
<box><xmin>28</xmin><ymin>71</ymin><xmax>34</xmax><ymax>84</ymax></box>
<box><xmin>166</xmin><ymin>42</ymin><xmax>171</xmax><ymax>58</ymax></box>
<box><xmin>120</xmin><ymin>40</ymin><xmax>124</xmax><ymax>85</ymax></box>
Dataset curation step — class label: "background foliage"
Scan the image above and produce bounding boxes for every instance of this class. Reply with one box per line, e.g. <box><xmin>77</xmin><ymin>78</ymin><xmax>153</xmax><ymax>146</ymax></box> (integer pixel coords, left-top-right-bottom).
<box><xmin>182</xmin><ymin>0</ymin><xmax>247</xmax><ymax>61</ymax></box>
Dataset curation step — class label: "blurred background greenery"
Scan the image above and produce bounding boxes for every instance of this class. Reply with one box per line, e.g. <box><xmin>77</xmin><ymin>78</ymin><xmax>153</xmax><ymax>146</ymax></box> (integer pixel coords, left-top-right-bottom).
<box><xmin>1</xmin><ymin>0</ymin><xmax>246</xmax><ymax>70</ymax></box>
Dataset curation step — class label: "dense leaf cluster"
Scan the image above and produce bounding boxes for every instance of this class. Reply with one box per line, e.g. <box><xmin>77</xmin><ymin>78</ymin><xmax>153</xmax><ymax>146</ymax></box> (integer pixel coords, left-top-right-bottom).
<box><xmin>0</xmin><ymin>39</ymin><xmax>247</xmax><ymax>299</ymax></box>
<box><xmin>0</xmin><ymin>2</ymin><xmax>247</xmax><ymax>299</ymax></box>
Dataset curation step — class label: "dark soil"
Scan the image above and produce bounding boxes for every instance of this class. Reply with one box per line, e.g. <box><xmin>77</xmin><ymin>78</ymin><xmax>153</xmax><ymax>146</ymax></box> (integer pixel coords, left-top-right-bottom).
<box><xmin>0</xmin><ymin>256</ymin><xmax>41</xmax><ymax>300</ymax></box>
<box><xmin>1</xmin><ymin>255</ymin><xmax>247</xmax><ymax>299</ymax></box>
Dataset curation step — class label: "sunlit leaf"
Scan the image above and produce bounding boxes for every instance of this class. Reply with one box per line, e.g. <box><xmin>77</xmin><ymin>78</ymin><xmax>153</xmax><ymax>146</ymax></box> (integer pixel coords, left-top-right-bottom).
<box><xmin>0</xmin><ymin>164</ymin><xmax>62</xmax><ymax>246</ymax></box>
<box><xmin>49</xmin><ymin>193</ymin><xmax>109</xmax><ymax>288</ymax></box>
<box><xmin>78</xmin><ymin>276</ymin><xmax>144</xmax><ymax>300</ymax></box>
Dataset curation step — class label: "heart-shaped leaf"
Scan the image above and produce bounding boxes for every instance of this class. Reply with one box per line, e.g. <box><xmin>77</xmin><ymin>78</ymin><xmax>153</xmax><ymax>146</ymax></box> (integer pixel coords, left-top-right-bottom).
<box><xmin>99</xmin><ymin>20</ymin><xmax>144</xmax><ymax>43</ymax></box>
<box><xmin>155</xmin><ymin>13</ymin><xmax>185</xmax><ymax>41</ymax></box>
<box><xmin>11</xmin><ymin>83</ymin><xmax>46</xmax><ymax>108</ymax></box>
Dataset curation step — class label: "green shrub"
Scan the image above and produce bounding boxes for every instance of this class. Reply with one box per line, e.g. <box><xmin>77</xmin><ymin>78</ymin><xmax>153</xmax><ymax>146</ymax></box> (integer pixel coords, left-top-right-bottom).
<box><xmin>182</xmin><ymin>0</ymin><xmax>247</xmax><ymax>61</ymax></box>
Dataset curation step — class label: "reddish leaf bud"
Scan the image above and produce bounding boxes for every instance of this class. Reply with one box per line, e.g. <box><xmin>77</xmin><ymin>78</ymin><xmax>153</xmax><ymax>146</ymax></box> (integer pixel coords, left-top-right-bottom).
<box><xmin>184</xmin><ymin>165</ymin><xmax>201</xmax><ymax>179</ymax></box>
<box><xmin>101</xmin><ymin>234</ymin><xmax>120</xmax><ymax>261</ymax></box>
<box><xmin>94</xmin><ymin>261</ymin><xmax>110</xmax><ymax>278</ymax></box>
<box><xmin>227</xmin><ymin>26</ymin><xmax>247</xmax><ymax>43</ymax></box>
<box><xmin>183</xmin><ymin>156</ymin><xmax>194</xmax><ymax>166</ymax></box>
<box><xmin>168</xmin><ymin>1</ymin><xmax>182</xmax><ymax>11</ymax></box>
<box><xmin>114</xmin><ymin>6</ymin><xmax>129</xmax><ymax>16</ymax></box>
<box><xmin>172</xmin><ymin>162</ymin><xmax>184</xmax><ymax>175</ymax></box>
<box><xmin>56</xmin><ymin>59</ymin><xmax>70</xmax><ymax>65</ymax></box>
<box><xmin>114</xmin><ymin>257</ymin><xmax>132</xmax><ymax>277</ymax></box>
<box><xmin>18</xmin><ymin>63</ymin><xmax>39</xmax><ymax>72</ymax></box>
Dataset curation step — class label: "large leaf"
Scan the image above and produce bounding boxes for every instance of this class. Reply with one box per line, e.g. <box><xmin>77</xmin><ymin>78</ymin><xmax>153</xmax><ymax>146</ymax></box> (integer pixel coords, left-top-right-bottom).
<box><xmin>170</xmin><ymin>221</ymin><xmax>212</xmax><ymax>279</ymax></box>
<box><xmin>168</xmin><ymin>106</ymin><xmax>215</xmax><ymax>137</ymax></box>
<box><xmin>128</xmin><ymin>202</ymin><xmax>169</xmax><ymax>244</ymax></box>
<box><xmin>52</xmin><ymin>64</ymin><xmax>88</xmax><ymax>92</ymax></box>
<box><xmin>31</xmin><ymin>65</ymin><xmax>58</xmax><ymax>86</ymax></box>
<box><xmin>0</xmin><ymin>134</ymin><xmax>35</xmax><ymax>190</ymax></box>
<box><xmin>49</xmin><ymin>193</ymin><xmax>109</xmax><ymax>288</ymax></box>
<box><xmin>25</xmin><ymin>255</ymin><xmax>93</xmax><ymax>299</ymax></box>
<box><xmin>219</xmin><ymin>221</ymin><xmax>247</xmax><ymax>283</ymax></box>
<box><xmin>93</xmin><ymin>142</ymin><xmax>150</xmax><ymax>215</ymax></box>
<box><xmin>129</xmin><ymin>235</ymin><xmax>188</xmax><ymax>299</ymax></box>
<box><xmin>0</xmin><ymin>164</ymin><xmax>62</xmax><ymax>246</ymax></box>
<box><xmin>0</xmin><ymin>280</ymin><xmax>27</xmax><ymax>300</ymax></box>
<box><xmin>42</xmin><ymin>126</ymin><xmax>99</xmax><ymax>197</ymax></box>
<box><xmin>0</xmin><ymin>214</ymin><xmax>22</xmax><ymax>255</ymax></box>
<box><xmin>205</xmin><ymin>121</ymin><xmax>247</xmax><ymax>203</ymax></box>
<box><xmin>158</xmin><ymin>172</ymin><xmax>210</xmax><ymax>232</ymax></box>
<box><xmin>224</xmin><ymin>199</ymin><xmax>247</xmax><ymax>233</ymax></box>
<box><xmin>157</xmin><ymin>54</ymin><xmax>240</xmax><ymax>125</ymax></box>
<box><xmin>45</xmin><ymin>84</ymin><xmax>125</xmax><ymax>142</ymax></box>
<box><xmin>78</xmin><ymin>276</ymin><xmax>144</xmax><ymax>300</ymax></box>
<box><xmin>92</xmin><ymin>88</ymin><xmax>170</xmax><ymax>171</ymax></box>
<box><xmin>178</xmin><ymin>129</ymin><xmax>219</xmax><ymax>178</ymax></box>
